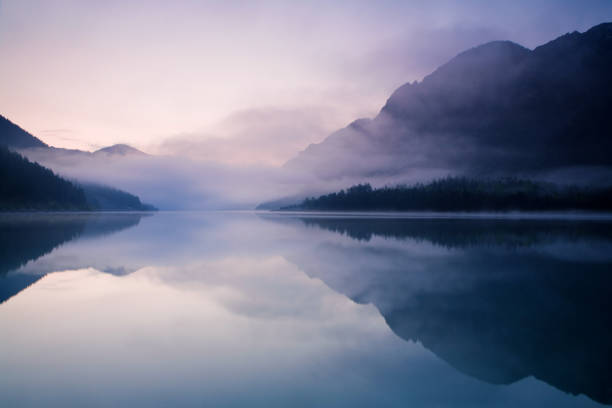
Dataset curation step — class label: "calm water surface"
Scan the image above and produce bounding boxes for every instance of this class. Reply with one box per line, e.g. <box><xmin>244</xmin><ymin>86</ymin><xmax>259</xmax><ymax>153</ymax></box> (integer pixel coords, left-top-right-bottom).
<box><xmin>1</xmin><ymin>211</ymin><xmax>611</xmax><ymax>407</ymax></box>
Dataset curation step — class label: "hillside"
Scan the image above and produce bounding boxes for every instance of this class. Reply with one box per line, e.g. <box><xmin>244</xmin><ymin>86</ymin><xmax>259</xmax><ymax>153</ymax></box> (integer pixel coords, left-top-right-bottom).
<box><xmin>0</xmin><ymin>146</ymin><xmax>89</xmax><ymax>211</ymax></box>
<box><xmin>0</xmin><ymin>146</ymin><xmax>156</xmax><ymax>211</ymax></box>
<box><xmin>285</xmin><ymin>23</ymin><xmax>612</xmax><ymax>181</ymax></box>
<box><xmin>80</xmin><ymin>183</ymin><xmax>156</xmax><ymax>211</ymax></box>
<box><xmin>0</xmin><ymin>115</ymin><xmax>48</xmax><ymax>149</ymax></box>
<box><xmin>1</xmin><ymin>114</ymin><xmax>157</xmax><ymax>210</ymax></box>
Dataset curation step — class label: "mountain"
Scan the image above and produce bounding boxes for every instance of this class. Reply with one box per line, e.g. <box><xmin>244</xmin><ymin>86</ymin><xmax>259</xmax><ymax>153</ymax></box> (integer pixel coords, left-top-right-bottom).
<box><xmin>0</xmin><ymin>116</ymin><xmax>144</xmax><ymax>158</ymax></box>
<box><xmin>0</xmin><ymin>115</ymin><xmax>48</xmax><ymax>149</ymax></box>
<box><xmin>286</xmin><ymin>23</ymin><xmax>612</xmax><ymax>181</ymax></box>
<box><xmin>0</xmin><ymin>146</ymin><xmax>90</xmax><ymax>211</ymax></box>
<box><xmin>0</xmin><ymin>113</ymin><xmax>145</xmax><ymax>160</ymax></box>
<box><xmin>93</xmin><ymin>144</ymin><xmax>147</xmax><ymax>157</ymax></box>
<box><xmin>0</xmin><ymin>146</ymin><xmax>157</xmax><ymax>211</ymax></box>
<box><xmin>0</xmin><ymin>115</ymin><xmax>158</xmax><ymax>210</ymax></box>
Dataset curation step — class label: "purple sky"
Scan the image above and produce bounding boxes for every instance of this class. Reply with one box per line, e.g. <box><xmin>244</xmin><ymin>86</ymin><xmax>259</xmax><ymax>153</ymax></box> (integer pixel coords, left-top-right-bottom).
<box><xmin>1</xmin><ymin>0</ymin><xmax>611</xmax><ymax>164</ymax></box>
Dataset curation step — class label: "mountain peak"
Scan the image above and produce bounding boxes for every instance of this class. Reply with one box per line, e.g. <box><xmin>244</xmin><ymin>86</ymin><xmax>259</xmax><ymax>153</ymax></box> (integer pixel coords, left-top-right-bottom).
<box><xmin>289</xmin><ymin>21</ymin><xmax>612</xmax><ymax>180</ymax></box>
<box><xmin>424</xmin><ymin>40</ymin><xmax>530</xmax><ymax>83</ymax></box>
<box><xmin>382</xmin><ymin>40</ymin><xmax>530</xmax><ymax>120</ymax></box>
<box><xmin>586</xmin><ymin>21</ymin><xmax>612</xmax><ymax>35</ymax></box>
<box><xmin>455</xmin><ymin>40</ymin><xmax>529</xmax><ymax>57</ymax></box>
<box><xmin>93</xmin><ymin>144</ymin><xmax>147</xmax><ymax>157</ymax></box>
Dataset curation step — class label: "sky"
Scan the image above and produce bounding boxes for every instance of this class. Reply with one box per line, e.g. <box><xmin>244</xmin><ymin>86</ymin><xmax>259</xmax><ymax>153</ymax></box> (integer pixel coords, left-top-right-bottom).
<box><xmin>1</xmin><ymin>0</ymin><xmax>611</xmax><ymax>165</ymax></box>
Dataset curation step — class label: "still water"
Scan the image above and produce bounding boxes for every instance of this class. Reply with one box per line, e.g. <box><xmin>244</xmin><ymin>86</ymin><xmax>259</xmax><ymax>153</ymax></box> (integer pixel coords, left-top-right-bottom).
<box><xmin>1</xmin><ymin>211</ymin><xmax>611</xmax><ymax>407</ymax></box>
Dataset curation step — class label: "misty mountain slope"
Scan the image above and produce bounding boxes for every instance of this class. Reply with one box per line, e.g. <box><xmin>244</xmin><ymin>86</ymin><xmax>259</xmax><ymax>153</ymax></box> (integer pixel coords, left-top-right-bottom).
<box><xmin>0</xmin><ymin>115</ymin><xmax>48</xmax><ymax>149</ymax></box>
<box><xmin>79</xmin><ymin>183</ymin><xmax>157</xmax><ymax>211</ymax></box>
<box><xmin>286</xmin><ymin>22</ymin><xmax>612</xmax><ymax>181</ymax></box>
<box><xmin>1</xmin><ymin>114</ymin><xmax>158</xmax><ymax>210</ymax></box>
<box><xmin>0</xmin><ymin>114</ymin><xmax>145</xmax><ymax>160</ymax></box>
<box><xmin>0</xmin><ymin>146</ymin><xmax>156</xmax><ymax>211</ymax></box>
<box><xmin>0</xmin><ymin>146</ymin><xmax>90</xmax><ymax>211</ymax></box>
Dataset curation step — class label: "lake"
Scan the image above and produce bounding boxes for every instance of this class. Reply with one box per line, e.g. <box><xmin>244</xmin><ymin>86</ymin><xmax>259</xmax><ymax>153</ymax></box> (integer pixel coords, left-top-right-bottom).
<box><xmin>1</xmin><ymin>211</ymin><xmax>611</xmax><ymax>407</ymax></box>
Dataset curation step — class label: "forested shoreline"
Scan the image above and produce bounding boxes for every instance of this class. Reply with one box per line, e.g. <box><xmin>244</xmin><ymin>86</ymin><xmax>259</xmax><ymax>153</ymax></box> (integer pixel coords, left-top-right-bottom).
<box><xmin>0</xmin><ymin>146</ymin><xmax>156</xmax><ymax>211</ymax></box>
<box><xmin>283</xmin><ymin>178</ymin><xmax>612</xmax><ymax>212</ymax></box>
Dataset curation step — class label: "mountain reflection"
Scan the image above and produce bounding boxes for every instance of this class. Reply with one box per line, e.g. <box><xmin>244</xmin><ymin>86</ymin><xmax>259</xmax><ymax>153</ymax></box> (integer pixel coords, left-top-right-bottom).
<box><xmin>0</xmin><ymin>213</ymin><xmax>145</xmax><ymax>303</ymax></box>
<box><xmin>271</xmin><ymin>215</ymin><xmax>612</xmax><ymax>405</ymax></box>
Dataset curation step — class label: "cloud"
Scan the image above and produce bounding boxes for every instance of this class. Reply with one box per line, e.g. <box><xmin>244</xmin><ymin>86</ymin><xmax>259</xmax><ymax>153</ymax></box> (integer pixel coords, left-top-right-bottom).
<box><xmin>20</xmin><ymin>146</ymin><xmax>314</xmax><ymax>209</ymax></box>
<box><xmin>155</xmin><ymin>106</ymin><xmax>347</xmax><ymax>166</ymax></box>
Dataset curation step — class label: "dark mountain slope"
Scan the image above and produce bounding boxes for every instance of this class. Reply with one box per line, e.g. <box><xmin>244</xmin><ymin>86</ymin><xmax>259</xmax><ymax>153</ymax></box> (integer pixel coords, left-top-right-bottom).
<box><xmin>0</xmin><ymin>146</ymin><xmax>89</xmax><ymax>211</ymax></box>
<box><xmin>0</xmin><ymin>115</ymin><xmax>143</xmax><ymax>157</ymax></box>
<box><xmin>0</xmin><ymin>115</ymin><xmax>157</xmax><ymax>210</ymax></box>
<box><xmin>286</xmin><ymin>23</ymin><xmax>612</xmax><ymax>180</ymax></box>
<box><xmin>79</xmin><ymin>183</ymin><xmax>157</xmax><ymax>211</ymax></box>
<box><xmin>0</xmin><ymin>146</ymin><xmax>156</xmax><ymax>211</ymax></box>
<box><xmin>0</xmin><ymin>115</ymin><xmax>47</xmax><ymax>149</ymax></box>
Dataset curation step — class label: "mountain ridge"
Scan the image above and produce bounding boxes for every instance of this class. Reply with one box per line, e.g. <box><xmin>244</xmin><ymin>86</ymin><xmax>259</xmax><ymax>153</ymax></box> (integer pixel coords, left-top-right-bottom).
<box><xmin>0</xmin><ymin>115</ymin><xmax>145</xmax><ymax>157</ymax></box>
<box><xmin>0</xmin><ymin>115</ymin><xmax>48</xmax><ymax>149</ymax></box>
<box><xmin>93</xmin><ymin>144</ymin><xmax>147</xmax><ymax>157</ymax></box>
<box><xmin>0</xmin><ymin>116</ymin><xmax>157</xmax><ymax>211</ymax></box>
<box><xmin>285</xmin><ymin>22</ymin><xmax>612</xmax><ymax>182</ymax></box>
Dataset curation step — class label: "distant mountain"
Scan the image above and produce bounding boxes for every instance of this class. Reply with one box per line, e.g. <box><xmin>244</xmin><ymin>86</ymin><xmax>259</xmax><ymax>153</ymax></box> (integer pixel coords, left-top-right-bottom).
<box><xmin>0</xmin><ymin>115</ymin><xmax>48</xmax><ymax>149</ymax></box>
<box><xmin>93</xmin><ymin>144</ymin><xmax>147</xmax><ymax>157</ymax></box>
<box><xmin>286</xmin><ymin>22</ymin><xmax>612</xmax><ymax>181</ymax></box>
<box><xmin>0</xmin><ymin>146</ymin><xmax>156</xmax><ymax>211</ymax></box>
<box><xmin>0</xmin><ymin>114</ymin><xmax>145</xmax><ymax>159</ymax></box>
<box><xmin>0</xmin><ymin>115</ymin><xmax>158</xmax><ymax>210</ymax></box>
<box><xmin>0</xmin><ymin>146</ymin><xmax>90</xmax><ymax>211</ymax></box>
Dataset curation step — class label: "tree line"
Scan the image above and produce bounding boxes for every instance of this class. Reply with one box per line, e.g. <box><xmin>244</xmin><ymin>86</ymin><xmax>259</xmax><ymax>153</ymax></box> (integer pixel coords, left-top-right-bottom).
<box><xmin>284</xmin><ymin>177</ymin><xmax>612</xmax><ymax>212</ymax></box>
<box><xmin>0</xmin><ymin>145</ymin><xmax>90</xmax><ymax>210</ymax></box>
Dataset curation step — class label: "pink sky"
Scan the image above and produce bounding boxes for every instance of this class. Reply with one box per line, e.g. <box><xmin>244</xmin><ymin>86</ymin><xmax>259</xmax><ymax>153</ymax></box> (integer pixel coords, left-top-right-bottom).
<box><xmin>1</xmin><ymin>0</ymin><xmax>610</xmax><ymax>164</ymax></box>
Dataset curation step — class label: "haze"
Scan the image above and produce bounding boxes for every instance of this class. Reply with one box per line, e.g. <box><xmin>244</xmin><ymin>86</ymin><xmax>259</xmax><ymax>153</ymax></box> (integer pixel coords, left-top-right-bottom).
<box><xmin>1</xmin><ymin>0</ymin><xmax>611</xmax><ymax>165</ymax></box>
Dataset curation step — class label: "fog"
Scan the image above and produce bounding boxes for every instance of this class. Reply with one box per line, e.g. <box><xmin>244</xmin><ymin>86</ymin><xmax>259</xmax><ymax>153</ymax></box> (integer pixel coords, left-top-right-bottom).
<box><xmin>9</xmin><ymin>18</ymin><xmax>612</xmax><ymax>209</ymax></box>
<box><xmin>20</xmin><ymin>144</ymin><xmax>454</xmax><ymax>209</ymax></box>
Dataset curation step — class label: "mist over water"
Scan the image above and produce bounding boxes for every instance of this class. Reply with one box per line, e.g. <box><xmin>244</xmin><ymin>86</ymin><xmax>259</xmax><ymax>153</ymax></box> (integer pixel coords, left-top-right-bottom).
<box><xmin>1</xmin><ymin>212</ymin><xmax>610</xmax><ymax>407</ymax></box>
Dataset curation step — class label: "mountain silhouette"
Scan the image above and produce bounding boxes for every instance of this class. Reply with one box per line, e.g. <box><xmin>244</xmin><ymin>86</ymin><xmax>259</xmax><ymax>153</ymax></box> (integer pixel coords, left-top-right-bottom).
<box><xmin>0</xmin><ymin>115</ymin><xmax>144</xmax><ymax>158</ymax></box>
<box><xmin>267</xmin><ymin>215</ymin><xmax>612</xmax><ymax>405</ymax></box>
<box><xmin>0</xmin><ymin>146</ymin><xmax>156</xmax><ymax>211</ymax></box>
<box><xmin>0</xmin><ymin>146</ymin><xmax>90</xmax><ymax>210</ymax></box>
<box><xmin>286</xmin><ymin>23</ymin><xmax>612</xmax><ymax>181</ymax></box>
<box><xmin>0</xmin><ymin>115</ymin><xmax>48</xmax><ymax>149</ymax></box>
<box><xmin>0</xmin><ymin>116</ymin><xmax>157</xmax><ymax>210</ymax></box>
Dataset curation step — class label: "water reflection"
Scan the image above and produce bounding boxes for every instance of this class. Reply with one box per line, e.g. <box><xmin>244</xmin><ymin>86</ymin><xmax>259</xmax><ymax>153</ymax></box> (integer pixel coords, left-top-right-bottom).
<box><xmin>266</xmin><ymin>214</ymin><xmax>612</xmax><ymax>405</ymax></box>
<box><xmin>0</xmin><ymin>212</ymin><xmax>610</xmax><ymax>407</ymax></box>
<box><xmin>0</xmin><ymin>213</ymin><xmax>145</xmax><ymax>303</ymax></box>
